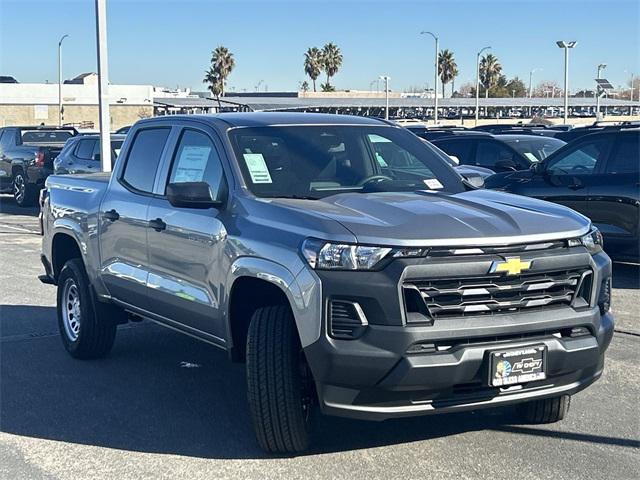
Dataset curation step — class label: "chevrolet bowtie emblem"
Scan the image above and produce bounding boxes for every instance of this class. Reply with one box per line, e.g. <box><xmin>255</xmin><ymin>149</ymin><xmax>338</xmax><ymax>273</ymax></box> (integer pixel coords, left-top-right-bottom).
<box><xmin>490</xmin><ymin>257</ymin><xmax>532</xmax><ymax>276</ymax></box>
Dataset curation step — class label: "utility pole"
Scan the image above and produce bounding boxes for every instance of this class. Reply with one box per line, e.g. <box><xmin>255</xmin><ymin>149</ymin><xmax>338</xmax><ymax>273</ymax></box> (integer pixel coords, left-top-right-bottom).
<box><xmin>58</xmin><ymin>34</ymin><xmax>69</xmax><ymax>126</ymax></box>
<box><xmin>380</xmin><ymin>76</ymin><xmax>390</xmax><ymax>120</ymax></box>
<box><xmin>420</xmin><ymin>31</ymin><xmax>439</xmax><ymax>124</ymax></box>
<box><xmin>596</xmin><ymin>63</ymin><xmax>606</xmax><ymax>120</ymax></box>
<box><xmin>475</xmin><ymin>46</ymin><xmax>491</xmax><ymax>125</ymax></box>
<box><xmin>95</xmin><ymin>0</ymin><xmax>112</xmax><ymax>172</ymax></box>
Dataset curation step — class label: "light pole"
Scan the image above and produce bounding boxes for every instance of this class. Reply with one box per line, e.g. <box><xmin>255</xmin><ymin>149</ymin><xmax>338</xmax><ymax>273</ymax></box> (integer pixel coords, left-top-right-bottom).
<box><xmin>58</xmin><ymin>34</ymin><xmax>69</xmax><ymax>126</ymax></box>
<box><xmin>95</xmin><ymin>0</ymin><xmax>111</xmax><ymax>172</ymax></box>
<box><xmin>556</xmin><ymin>40</ymin><xmax>577</xmax><ymax>124</ymax></box>
<box><xmin>420</xmin><ymin>31</ymin><xmax>439</xmax><ymax>124</ymax></box>
<box><xmin>475</xmin><ymin>46</ymin><xmax>491</xmax><ymax>125</ymax></box>
<box><xmin>528</xmin><ymin>68</ymin><xmax>541</xmax><ymax>98</ymax></box>
<box><xmin>380</xmin><ymin>76</ymin><xmax>390</xmax><ymax>120</ymax></box>
<box><xmin>596</xmin><ymin>63</ymin><xmax>606</xmax><ymax>119</ymax></box>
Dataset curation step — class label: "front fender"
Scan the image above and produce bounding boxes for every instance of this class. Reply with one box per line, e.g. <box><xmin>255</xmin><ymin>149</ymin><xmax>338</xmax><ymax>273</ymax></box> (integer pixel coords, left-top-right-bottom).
<box><xmin>226</xmin><ymin>256</ymin><xmax>322</xmax><ymax>348</ymax></box>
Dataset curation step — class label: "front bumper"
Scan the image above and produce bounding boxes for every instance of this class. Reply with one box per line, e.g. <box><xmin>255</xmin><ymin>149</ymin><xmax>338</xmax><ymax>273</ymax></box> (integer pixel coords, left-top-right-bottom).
<box><xmin>303</xmin><ymin>249</ymin><xmax>614</xmax><ymax>420</ymax></box>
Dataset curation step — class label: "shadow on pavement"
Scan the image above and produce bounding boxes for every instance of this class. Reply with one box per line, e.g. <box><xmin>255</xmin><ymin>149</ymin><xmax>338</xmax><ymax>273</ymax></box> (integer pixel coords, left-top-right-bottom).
<box><xmin>0</xmin><ymin>194</ymin><xmax>40</xmax><ymax>217</ymax></box>
<box><xmin>612</xmin><ymin>262</ymin><xmax>639</xmax><ymax>290</ymax></box>
<box><xmin>0</xmin><ymin>304</ymin><xmax>636</xmax><ymax>459</ymax></box>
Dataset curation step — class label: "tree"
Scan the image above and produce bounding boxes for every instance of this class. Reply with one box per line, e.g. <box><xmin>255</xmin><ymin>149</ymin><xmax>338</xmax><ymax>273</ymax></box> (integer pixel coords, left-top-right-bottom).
<box><xmin>438</xmin><ymin>49</ymin><xmax>458</xmax><ymax>98</ymax></box>
<box><xmin>300</xmin><ymin>80</ymin><xmax>310</xmax><ymax>93</ymax></box>
<box><xmin>456</xmin><ymin>82</ymin><xmax>475</xmax><ymax>98</ymax></box>
<box><xmin>320</xmin><ymin>82</ymin><xmax>336</xmax><ymax>92</ymax></box>
<box><xmin>479</xmin><ymin>53</ymin><xmax>502</xmax><ymax>98</ymax></box>
<box><xmin>533</xmin><ymin>80</ymin><xmax>561</xmax><ymax>98</ymax></box>
<box><xmin>203</xmin><ymin>45</ymin><xmax>235</xmax><ymax>98</ymax></box>
<box><xmin>304</xmin><ymin>47</ymin><xmax>323</xmax><ymax>92</ymax></box>
<box><xmin>321</xmin><ymin>43</ymin><xmax>343</xmax><ymax>88</ymax></box>
<box><xmin>505</xmin><ymin>77</ymin><xmax>527</xmax><ymax>98</ymax></box>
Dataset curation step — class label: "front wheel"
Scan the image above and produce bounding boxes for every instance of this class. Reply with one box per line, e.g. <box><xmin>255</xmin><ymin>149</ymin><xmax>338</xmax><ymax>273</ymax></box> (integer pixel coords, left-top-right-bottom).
<box><xmin>57</xmin><ymin>258</ymin><xmax>119</xmax><ymax>359</ymax></box>
<box><xmin>12</xmin><ymin>171</ymin><xmax>38</xmax><ymax>207</ymax></box>
<box><xmin>246</xmin><ymin>305</ymin><xmax>314</xmax><ymax>453</ymax></box>
<box><xmin>518</xmin><ymin>395</ymin><xmax>571</xmax><ymax>423</ymax></box>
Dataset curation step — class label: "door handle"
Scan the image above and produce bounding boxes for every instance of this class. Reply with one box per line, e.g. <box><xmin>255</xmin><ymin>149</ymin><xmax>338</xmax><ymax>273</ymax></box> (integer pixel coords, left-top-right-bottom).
<box><xmin>103</xmin><ymin>209</ymin><xmax>119</xmax><ymax>221</ymax></box>
<box><xmin>148</xmin><ymin>218</ymin><xmax>167</xmax><ymax>232</ymax></box>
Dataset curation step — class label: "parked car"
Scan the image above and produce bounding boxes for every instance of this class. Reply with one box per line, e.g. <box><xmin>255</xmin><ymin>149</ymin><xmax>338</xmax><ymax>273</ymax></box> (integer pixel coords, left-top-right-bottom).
<box><xmin>485</xmin><ymin>128</ymin><xmax>640</xmax><ymax>262</ymax></box>
<box><xmin>0</xmin><ymin>125</ymin><xmax>78</xmax><ymax>206</ymax></box>
<box><xmin>433</xmin><ymin>133</ymin><xmax>566</xmax><ymax>173</ymax></box>
<box><xmin>405</xmin><ymin>125</ymin><xmax>470</xmax><ymax>142</ymax></box>
<box><xmin>40</xmin><ymin>113</ymin><xmax>613</xmax><ymax>453</ymax></box>
<box><xmin>54</xmin><ymin>134</ymin><xmax>125</xmax><ymax>174</ymax></box>
<box><xmin>114</xmin><ymin>125</ymin><xmax>131</xmax><ymax>134</ymax></box>
<box><xmin>555</xmin><ymin>121</ymin><xmax>640</xmax><ymax>143</ymax></box>
<box><xmin>472</xmin><ymin>124</ymin><xmax>563</xmax><ymax>137</ymax></box>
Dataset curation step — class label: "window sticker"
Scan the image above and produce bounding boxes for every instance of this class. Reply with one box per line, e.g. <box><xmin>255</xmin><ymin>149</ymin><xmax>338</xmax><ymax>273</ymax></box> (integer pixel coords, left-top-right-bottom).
<box><xmin>424</xmin><ymin>178</ymin><xmax>443</xmax><ymax>189</ymax></box>
<box><xmin>375</xmin><ymin>152</ymin><xmax>388</xmax><ymax>167</ymax></box>
<box><xmin>523</xmin><ymin>152</ymin><xmax>539</xmax><ymax>163</ymax></box>
<box><xmin>368</xmin><ymin>134</ymin><xmax>392</xmax><ymax>143</ymax></box>
<box><xmin>173</xmin><ymin>145</ymin><xmax>211</xmax><ymax>182</ymax></box>
<box><xmin>244</xmin><ymin>153</ymin><xmax>273</xmax><ymax>184</ymax></box>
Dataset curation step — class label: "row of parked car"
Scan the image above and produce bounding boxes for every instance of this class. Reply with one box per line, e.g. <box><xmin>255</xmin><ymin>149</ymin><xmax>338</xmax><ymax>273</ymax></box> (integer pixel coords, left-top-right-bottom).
<box><xmin>0</xmin><ymin>119</ymin><xmax>638</xmax><ymax>262</ymax></box>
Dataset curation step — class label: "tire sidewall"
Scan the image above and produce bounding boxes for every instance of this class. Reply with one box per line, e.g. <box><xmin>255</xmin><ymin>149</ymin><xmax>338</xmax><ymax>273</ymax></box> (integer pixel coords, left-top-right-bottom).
<box><xmin>12</xmin><ymin>171</ymin><xmax>26</xmax><ymax>206</ymax></box>
<box><xmin>56</xmin><ymin>259</ymin><xmax>96</xmax><ymax>356</ymax></box>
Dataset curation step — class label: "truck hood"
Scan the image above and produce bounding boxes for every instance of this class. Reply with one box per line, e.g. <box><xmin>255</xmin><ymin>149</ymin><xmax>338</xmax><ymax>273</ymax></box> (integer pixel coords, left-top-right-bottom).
<box><xmin>268</xmin><ymin>189</ymin><xmax>590</xmax><ymax>247</ymax></box>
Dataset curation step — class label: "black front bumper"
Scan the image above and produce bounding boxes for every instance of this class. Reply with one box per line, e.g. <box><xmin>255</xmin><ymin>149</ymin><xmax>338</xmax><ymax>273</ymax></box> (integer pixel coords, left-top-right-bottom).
<box><xmin>304</xmin><ymin>249</ymin><xmax>614</xmax><ymax>420</ymax></box>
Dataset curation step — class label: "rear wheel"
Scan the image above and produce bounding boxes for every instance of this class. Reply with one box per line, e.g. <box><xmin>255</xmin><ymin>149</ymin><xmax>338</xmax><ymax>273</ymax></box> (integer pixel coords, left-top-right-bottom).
<box><xmin>246</xmin><ymin>305</ymin><xmax>314</xmax><ymax>453</ymax></box>
<box><xmin>519</xmin><ymin>395</ymin><xmax>571</xmax><ymax>423</ymax></box>
<box><xmin>57</xmin><ymin>258</ymin><xmax>120</xmax><ymax>359</ymax></box>
<box><xmin>12</xmin><ymin>171</ymin><xmax>38</xmax><ymax>207</ymax></box>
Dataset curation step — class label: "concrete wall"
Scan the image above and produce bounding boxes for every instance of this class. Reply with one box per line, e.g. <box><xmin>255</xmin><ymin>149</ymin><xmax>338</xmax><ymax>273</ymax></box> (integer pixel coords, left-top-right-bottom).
<box><xmin>0</xmin><ymin>104</ymin><xmax>153</xmax><ymax>130</ymax></box>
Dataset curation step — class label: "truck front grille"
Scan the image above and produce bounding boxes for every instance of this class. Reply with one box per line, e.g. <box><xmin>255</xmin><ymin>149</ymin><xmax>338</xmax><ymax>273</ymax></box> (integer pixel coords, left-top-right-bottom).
<box><xmin>404</xmin><ymin>268</ymin><xmax>592</xmax><ymax>321</ymax></box>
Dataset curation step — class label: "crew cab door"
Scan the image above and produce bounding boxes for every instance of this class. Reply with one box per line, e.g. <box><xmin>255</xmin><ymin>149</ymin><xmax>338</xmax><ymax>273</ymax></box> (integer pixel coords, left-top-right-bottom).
<box><xmin>515</xmin><ymin>135</ymin><xmax>613</xmax><ymax>218</ymax></box>
<box><xmin>145</xmin><ymin>126</ymin><xmax>229</xmax><ymax>342</ymax></box>
<box><xmin>588</xmin><ymin>132</ymin><xmax>640</xmax><ymax>258</ymax></box>
<box><xmin>99</xmin><ymin>127</ymin><xmax>172</xmax><ymax>309</ymax></box>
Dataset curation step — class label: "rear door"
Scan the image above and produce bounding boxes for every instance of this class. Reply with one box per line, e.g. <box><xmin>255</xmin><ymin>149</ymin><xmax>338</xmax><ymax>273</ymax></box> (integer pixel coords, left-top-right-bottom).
<box><xmin>513</xmin><ymin>134</ymin><xmax>613</xmax><ymax>218</ymax></box>
<box><xmin>589</xmin><ymin>132</ymin><xmax>640</xmax><ymax>258</ymax></box>
<box><xmin>99</xmin><ymin>126</ymin><xmax>172</xmax><ymax>309</ymax></box>
<box><xmin>145</xmin><ymin>125</ymin><xmax>229</xmax><ymax>342</ymax></box>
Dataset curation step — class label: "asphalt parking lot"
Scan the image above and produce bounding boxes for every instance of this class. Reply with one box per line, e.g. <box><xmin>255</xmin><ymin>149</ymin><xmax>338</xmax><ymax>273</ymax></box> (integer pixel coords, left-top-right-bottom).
<box><xmin>0</xmin><ymin>195</ymin><xmax>638</xmax><ymax>480</ymax></box>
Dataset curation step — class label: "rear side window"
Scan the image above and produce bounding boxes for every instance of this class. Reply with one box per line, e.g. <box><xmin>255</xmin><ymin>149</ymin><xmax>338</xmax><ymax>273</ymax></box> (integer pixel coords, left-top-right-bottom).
<box><xmin>75</xmin><ymin>139</ymin><xmax>97</xmax><ymax>160</ymax></box>
<box><xmin>0</xmin><ymin>129</ymin><xmax>14</xmax><ymax>149</ymax></box>
<box><xmin>435</xmin><ymin>139</ymin><xmax>473</xmax><ymax>165</ymax></box>
<box><xmin>122</xmin><ymin>128</ymin><xmax>170</xmax><ymax>193</ymax></box>
<box><xmin>606</xmin><ymin>135</ymin><xmax>639</xmax><ymax>174</ymax></box>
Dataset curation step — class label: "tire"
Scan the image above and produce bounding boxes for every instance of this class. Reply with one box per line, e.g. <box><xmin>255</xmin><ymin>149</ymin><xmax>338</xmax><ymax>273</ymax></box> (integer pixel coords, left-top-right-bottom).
<box><xmin>519</xmin><ymin>395</ymin><xmax>571</xmax><ymax>424</ymax></box>
<box><xmin>12</xmin><ymin>171</ymin><xmax>38</xmax><ymax>207</ymax></box>
<box><xmin>57</xmin><ymin>258</ymin><xmax>118</xmax><ymax>359</ymax></box>
<box><xmin>246</xmin><ymin>305</ymin><xmax>314</xmax><ymax>453</ymax></box>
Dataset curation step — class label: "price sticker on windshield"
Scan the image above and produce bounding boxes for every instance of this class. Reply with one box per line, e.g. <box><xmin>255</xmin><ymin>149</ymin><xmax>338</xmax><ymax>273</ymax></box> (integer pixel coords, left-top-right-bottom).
<box><xmin>423</xmin><ymin>179</ymin><xmax>443</xmax><ymax>189</ymax></box>
<box><xmin>244</xmin><ymin>153</ymin><xmax>273</xmax><ymax>184</ymax></box>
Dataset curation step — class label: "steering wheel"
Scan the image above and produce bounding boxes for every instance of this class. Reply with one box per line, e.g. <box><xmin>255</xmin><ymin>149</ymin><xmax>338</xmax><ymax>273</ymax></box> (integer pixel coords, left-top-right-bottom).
<box><xmin>357</xmin><ymin>175</ymin><xmax>393</xmax><ymax>187</ymax></box>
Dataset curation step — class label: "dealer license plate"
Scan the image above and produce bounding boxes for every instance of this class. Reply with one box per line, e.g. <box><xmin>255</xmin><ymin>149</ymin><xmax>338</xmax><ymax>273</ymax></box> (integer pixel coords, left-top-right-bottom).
<box><xmin>489</xmin><ymin>345</ymin><xmax>546</xmax><ymax>387</ymax></box>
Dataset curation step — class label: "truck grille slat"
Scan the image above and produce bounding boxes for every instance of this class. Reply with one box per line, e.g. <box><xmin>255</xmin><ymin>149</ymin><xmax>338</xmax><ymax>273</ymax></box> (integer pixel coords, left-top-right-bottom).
<box><xmin>404</xmin><ymin>269</ymin><xmax>591</xmax><ymax>320</ymax></box>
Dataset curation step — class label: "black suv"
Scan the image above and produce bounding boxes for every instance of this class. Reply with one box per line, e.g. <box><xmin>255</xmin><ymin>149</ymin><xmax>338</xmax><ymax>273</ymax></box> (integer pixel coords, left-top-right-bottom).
<box><xmin>486</xmin><ymin>129</ymin><xmax>640</xmax><ymax>262</ymax></box>
<box><xmin>433</xmin><ymin>133</ymin><xmax>566</xmax><ymax>173</ymax></box>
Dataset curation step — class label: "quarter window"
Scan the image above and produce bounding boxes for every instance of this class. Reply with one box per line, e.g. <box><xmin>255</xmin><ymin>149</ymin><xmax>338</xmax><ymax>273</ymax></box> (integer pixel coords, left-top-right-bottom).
<box><xmin>75</xmin><ymin>139</ymin><xmax>97</xmax><ymax>160</ymax></box>
<box><xmin>606</xmin><ymin>135</ymin><xmax>639</xmax><ymax>174</ymax></box>
<box><xmin>121</xmin><ymin>128</ymin><xmax>170</xmax><ymax>193</ymax></box>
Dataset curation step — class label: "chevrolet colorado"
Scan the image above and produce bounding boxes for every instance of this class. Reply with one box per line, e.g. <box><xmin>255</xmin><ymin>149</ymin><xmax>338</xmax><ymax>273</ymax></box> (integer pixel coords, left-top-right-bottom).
<box><xmin>40</xmin><ymin>113</ymin><xmax>614</xmax><ymax>453</ymax></box>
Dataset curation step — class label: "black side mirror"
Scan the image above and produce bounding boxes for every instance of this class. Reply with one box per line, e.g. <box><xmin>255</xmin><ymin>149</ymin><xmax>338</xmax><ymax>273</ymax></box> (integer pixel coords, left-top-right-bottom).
<box><xmin>166</xmin><ymin>181</ymin><xmax>224</xmax><ymax>209</ymax></box>
<box><xmin>531</xmin><ymin>162</ymin><xmax>545</xmax><ymax>174</ymax></box>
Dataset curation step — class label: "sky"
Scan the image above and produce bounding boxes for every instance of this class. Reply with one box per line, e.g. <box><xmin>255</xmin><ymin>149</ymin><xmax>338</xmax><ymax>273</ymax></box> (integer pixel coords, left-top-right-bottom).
<box><xmin>1</xmin><ymin>0</ymin><xmax>639</xmax><ymax>94</ymax></box>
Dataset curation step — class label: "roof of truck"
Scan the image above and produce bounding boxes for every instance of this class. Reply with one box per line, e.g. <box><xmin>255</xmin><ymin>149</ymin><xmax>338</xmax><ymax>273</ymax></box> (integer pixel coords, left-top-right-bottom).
<box><xmin>139</xmin><ymin>112</ymin><xmax>389</xmax><ymax>129</ymax></box>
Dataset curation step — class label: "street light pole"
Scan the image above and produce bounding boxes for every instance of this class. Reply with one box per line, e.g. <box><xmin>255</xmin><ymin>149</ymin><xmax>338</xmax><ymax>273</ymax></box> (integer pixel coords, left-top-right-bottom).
<box><xmin>420</xmin><ymin>31</ymin><xmax>439</xmax><ymax>124</ymax></box>
<box><xmin>596</xmin><ymin>64</ymin><xmax>606</xmax><ymax>120</ymax></box>
<box><xmin>58</xmin><ymin>34</ymin><xmax>69</xmax><ymax>126</ymax></box>
<box><xmin>380</xmin><ymin>76</ymin><xmax>390</xmax><ymax>120</ymax></box>
<box><xmin>556</xmin><ymin>40</ymin><xmax>577</xmax><ymax>124</ymax></box>
<box><xmin>95</xmin><ymin>0</ymin><xmax>112</xmax><ymax>172</ymax></box>
<box><xmin>528</xmin><ymin>68</ymin><xmax>541</xmax><ymax>98</ymax></box>
<box><xmin>475</xmin><ymin>46</ymin><xmax>491</xmax><ymax>125</ymax></box>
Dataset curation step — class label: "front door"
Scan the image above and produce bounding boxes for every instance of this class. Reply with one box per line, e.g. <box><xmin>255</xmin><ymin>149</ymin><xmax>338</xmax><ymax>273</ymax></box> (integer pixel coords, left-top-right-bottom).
<box><xmin>145</xmin><ymin>127</ymin><xmax>229</xmax><ymax>342</ymax></box>
<box><xmin>99</xmin><ymin>127</ymin><xmax>172</xmax><ymax>309</ymax></box>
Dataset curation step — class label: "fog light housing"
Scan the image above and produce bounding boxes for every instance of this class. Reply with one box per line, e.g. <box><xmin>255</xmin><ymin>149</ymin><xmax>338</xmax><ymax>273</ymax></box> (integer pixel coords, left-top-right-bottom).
<box><xmin>598</xmin><ymin>277</ymin><xmax>612</xmax><ymax>315</ymax></box>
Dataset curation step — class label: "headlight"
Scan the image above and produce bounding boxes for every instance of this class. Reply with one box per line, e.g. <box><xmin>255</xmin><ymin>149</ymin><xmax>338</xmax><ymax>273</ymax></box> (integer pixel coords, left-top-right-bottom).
<box><xmin>301</xmin><ymin>239</ymin><xmax>426</xmax><ymax>270</ymax></box>
<box><xmin>568</xmin><ymin>228</ymin><xmax>603</xmax><ymax>254</ymax></box>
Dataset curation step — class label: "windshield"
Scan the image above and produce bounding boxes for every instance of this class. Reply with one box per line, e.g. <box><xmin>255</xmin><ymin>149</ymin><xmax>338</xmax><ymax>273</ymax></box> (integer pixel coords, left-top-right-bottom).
<box><xmin>21</xmin><ymin>130</ymin><xmax>74</xmax><ymax>144</ymax></box>
<box><xmin>229</xmin><ymin>125</ymin><xmax>464</xmax><ymax>199</ymax></box>
<box><xmin>500</xmin><ymin>136</ymin><xmax>565</xmax><ymax>162</ymax></box>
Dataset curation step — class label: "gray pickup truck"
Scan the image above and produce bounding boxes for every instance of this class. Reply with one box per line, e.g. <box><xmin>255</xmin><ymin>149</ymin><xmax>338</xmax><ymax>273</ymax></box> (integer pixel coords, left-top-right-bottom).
<box><xmin>40</xmin><ymin>113</ymin><xmax>614</xmax><ymax>453</ymax></box>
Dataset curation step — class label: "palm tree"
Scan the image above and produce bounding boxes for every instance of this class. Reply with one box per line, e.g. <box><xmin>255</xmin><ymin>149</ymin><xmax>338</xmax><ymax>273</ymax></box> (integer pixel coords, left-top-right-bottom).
<box><xmin>437</xmin><ymin>49</ymin><xmax>458</xmax><ymax>98</ymax></box>
<box><xmin>479</xmin><ymin>53</ymin><xmax>502</xmax><ymax>98</ymax></box>
<box><xmin>304</xmin><ymin>47</ymin><xmax>323</xmax><ymax>92</ymax></box>
<box><xmin>204</xmin><ymin>46</ymin><xmax>235</xmax><ymax>98</ymax></box>
<box><xmin>321</xmin><ymin>43</ymin><xmax>343</xmax><ymax>88</ymax></box>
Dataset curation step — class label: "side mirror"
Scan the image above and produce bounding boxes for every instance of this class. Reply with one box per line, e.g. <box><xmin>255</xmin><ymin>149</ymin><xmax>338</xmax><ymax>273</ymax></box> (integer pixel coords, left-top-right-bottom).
<box><xmin>449</xmin><ymin>155</ymin><xmax>460</xmax><ymax>165</ymax></box>
<box><xmin>166</xmin><ymin>181</ymin><xmax>224</xmax><ymax>209</ymax></box>
<box><xmin>531</xmin><ymin>162</ymin><xmax>544</xmax><ymax>174</ymax></box>
<box><xmin>464</xmin><ymin>174</ymin><xmax>485</xmax><ymax>189</ymax></box>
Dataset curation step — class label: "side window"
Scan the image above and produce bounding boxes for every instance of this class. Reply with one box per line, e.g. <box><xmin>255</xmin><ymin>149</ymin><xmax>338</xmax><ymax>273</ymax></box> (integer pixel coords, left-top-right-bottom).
<box><xmin>436</xmin><ymin>139</ymin><xmax>472</xmax><ymax>164</ymax></box>
<box><xmin>167</xmin><ymin>129</ymin><xmax>225</xmax><ymax>198</ymax></box>
<box><xmin>475</xmin><ymin>141</ymin><xmax>516</xmax><ymax>169</ymax></box>
<box><xmin>122</xmin><ymin>128</ymin><xmax>170</xmax><ymax>193</ymax></box>
<box><xmin>606</xmin><ymin>135</ymin><xmax>639</xmax><ymax>174</ymax></box>
<box><xmin>75</xmin><ymin>139</ymin><xmax>97</xmax><ymax>160</ymax></box>
<box><xmin>0</xmin><ymin>128</ymin><xmax>14</xmax><ymax>149</ymax></box>
<box><xmin>546</xmin><ymin>138</ymin><xmax>609</xmax><ymax>176</ymax></box>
